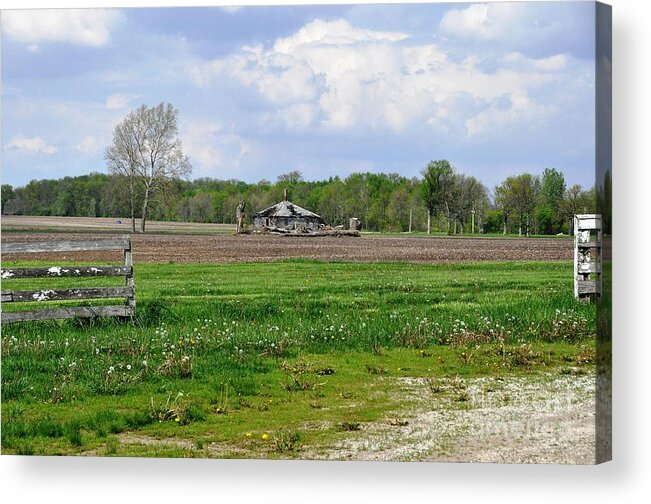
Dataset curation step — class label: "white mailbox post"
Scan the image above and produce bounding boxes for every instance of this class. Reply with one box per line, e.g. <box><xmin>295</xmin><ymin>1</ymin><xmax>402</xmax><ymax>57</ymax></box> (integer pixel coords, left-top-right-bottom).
<box><xmin>574</xmin><ymin>214</ymin><xmax>602</xmax><ymax>301</ymax></box>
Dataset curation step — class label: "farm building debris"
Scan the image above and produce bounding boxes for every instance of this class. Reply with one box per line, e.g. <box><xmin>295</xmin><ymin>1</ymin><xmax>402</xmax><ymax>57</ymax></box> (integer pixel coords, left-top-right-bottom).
<box><xmin>255</xmin><ymin>225</ymin><xmax>360</xmax><ymax>237</ymax></box>
<box><xmin>251</xmin><ymin>189</ymin><xmax>360</xmax><ymax>237</ymax></box>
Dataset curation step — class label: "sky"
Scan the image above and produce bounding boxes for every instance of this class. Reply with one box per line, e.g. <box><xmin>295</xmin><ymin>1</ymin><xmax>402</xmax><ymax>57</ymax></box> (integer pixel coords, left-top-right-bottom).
<box><xmin>1</xmin><ymin>2</ymin><xmax>597</xmax><ymax>189</ymax></box>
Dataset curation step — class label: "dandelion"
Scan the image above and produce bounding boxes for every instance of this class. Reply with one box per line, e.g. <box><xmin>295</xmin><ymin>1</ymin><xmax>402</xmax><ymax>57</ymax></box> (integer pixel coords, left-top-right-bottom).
<box><xmin>261</xmin><ymin>433</ymin><xmax>269</xmax><ymax>440</ymax></box>
<box><xmin>175</xmin><ymin>417</ymin><xmax>180</xmax><ymax>422</ymax></box>
<box><xmin>245</xmin><ymin>432</ymin><xmax>252</xmax><ymax>438</ymax></box>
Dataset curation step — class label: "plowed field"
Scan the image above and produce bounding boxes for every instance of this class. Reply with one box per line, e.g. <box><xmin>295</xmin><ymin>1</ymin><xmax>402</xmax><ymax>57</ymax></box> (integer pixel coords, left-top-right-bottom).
<box><xmin>1</xmin><ymin>231</ymin><xmax>572</xmax><ymax>264</ymax></box>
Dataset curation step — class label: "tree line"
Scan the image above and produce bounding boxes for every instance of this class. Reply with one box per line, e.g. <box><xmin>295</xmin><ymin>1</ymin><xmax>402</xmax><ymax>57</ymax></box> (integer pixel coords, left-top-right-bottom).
<box><xmin>2</xmin><ymin>102</ymin><xmax>602</xmax><ymax>235</ymax></box>
<box><xmin>2</xmin><ymin>165</ymin><xmax>597</xmax><ymax>235</ymax></box>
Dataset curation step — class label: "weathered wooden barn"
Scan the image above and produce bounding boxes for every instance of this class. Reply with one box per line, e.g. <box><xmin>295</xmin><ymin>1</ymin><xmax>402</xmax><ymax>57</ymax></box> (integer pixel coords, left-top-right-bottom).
<box><xmin>253</xmin><ymin>191</ymin><xmax>324</xmax><ymax>231</ymax></box>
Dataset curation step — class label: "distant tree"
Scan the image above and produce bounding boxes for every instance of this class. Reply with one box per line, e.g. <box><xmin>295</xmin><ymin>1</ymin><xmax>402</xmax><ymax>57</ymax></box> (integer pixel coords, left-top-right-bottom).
<box><xmin>562</xmin><ymin>184</ymin><xmax>594</xmax><ymax>234</ymax></box>
<box><xmin>449</xmin><ymin>174</ymin><xmax>488</xmax><ymax>234</ymax></box>
<box><xmin>483</xmin><ymin>209</ymin><xmax>504</xmax><ymax>234</ymax></box>
<box><xmin>100</xmin><ymin>175</ymin><xmax>136</xmax><ymax>218</ymax></box>
<box><xmin>421</xmin><ymin>160</ymin><xmax>454</xmax><ymax>234</ymax></box>
<box><xmin>1</xmin><ymin>184</ymin><xmax>15</xmax><ymax>214</ymax></box>
<box><xmin>386</xmin><ymin>187</ymin><xmax>410</xmax><ymax>231</ymax></box>
<box><xmin>276</xmin><ymin>171</ymin><xmax>303</xmax><ymax>184</ymax></box>
<box><xmin>106</xmin><ymin>103</ymin><xmax>191</xmax><ymax>232</ymax></box>
<box><xmin>495</xmin><ymin>174</ymin><xmax>537</xmax><ymax>236</ymax></box>
<box><xmin>188</xmin><ymin>193</ymin><xmax>214</xmax><ymax>223</ymax></box>
<box><xmin>539</xmin><ymin>168</ymin><xmax>566</xmax><ymax>233</ymax></box>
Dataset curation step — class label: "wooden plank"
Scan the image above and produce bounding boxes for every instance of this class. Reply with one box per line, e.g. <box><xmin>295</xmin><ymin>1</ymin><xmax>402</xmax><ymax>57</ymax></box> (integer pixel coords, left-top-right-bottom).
<box><xmin>1</xmin><ymin>238</ymin><xmax>131</xmax><ymax>254</ymax></box>
<box><xmin>2</xmin><ymin>287</ymin><xmax>133</xmax><ymax>303</ymax></box>
<box><xmin>577</xmin><ymin>280</ymin><xmax>601</xmax><ymax>295</ymax></box>
<box><xmin>1</xmin><ymin>305</ymin><xmax>134</xmax><ymax>323</ymax></box>
<box><xmin>578</xmin><ymin>262</ymin><xmax>601</xmax><ymax>274</ymax></box>
<box><xmin>575</xmin><ymin>215</ymin><xmax>602</xmax><ymax>230</ymax></box>
<box><xmin>1</xmin><ymin>266</ymin><xmax>131</xmax><ymax>279</ymax></box>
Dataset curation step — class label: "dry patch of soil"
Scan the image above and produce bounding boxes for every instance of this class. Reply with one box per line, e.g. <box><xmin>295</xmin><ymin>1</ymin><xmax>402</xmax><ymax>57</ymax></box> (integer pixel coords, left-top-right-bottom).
<box><xmin>308</xmin><ymin>372</ymin><xmax>596</xmax><ymax>464</ymax></box>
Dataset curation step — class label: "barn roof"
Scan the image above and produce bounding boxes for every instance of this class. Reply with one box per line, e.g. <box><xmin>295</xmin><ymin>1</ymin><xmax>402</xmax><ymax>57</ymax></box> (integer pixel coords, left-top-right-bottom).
<box><xmin>254</xmin><ymin>200</ymin><xmax>322</xmax><ymax>220</ymax></box>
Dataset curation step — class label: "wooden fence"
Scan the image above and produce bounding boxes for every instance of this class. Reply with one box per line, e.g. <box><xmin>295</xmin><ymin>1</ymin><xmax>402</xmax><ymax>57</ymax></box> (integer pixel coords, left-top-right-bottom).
<box><xmin>1</xmin><ymin>237</ymin><xmax>135</xmax><ymax>323</ymax></box>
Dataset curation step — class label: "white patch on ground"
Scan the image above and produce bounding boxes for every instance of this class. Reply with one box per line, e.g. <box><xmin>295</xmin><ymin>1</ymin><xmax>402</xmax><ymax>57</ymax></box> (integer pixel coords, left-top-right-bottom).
<box><xmin>309</xmin><ymin>372</ymin><xmax>596</xmax><ymax>464</ymax></box>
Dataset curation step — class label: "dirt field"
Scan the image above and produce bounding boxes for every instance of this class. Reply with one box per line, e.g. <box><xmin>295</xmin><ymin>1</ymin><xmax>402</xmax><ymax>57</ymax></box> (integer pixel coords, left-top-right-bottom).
<box><xmin>1</xmin><ymin>215</ymin><xmax>234</xmax><ymax>234</ymax></box>
<box><xmin>1</xmin><ymin>215</ymin><xmax>573</xmax><ymax>263</ymax></box>
<box><xmin>1</xmin><ymin>231</ymin><xmax>573</xmax><ymax>264</ymax></box>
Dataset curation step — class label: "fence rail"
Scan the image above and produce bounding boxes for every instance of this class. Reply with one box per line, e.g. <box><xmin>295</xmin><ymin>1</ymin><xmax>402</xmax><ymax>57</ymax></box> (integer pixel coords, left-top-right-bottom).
<box><xmin>1</xmin><ymin>236</ymin><xmax>135</xmax><ymax>323</ymax></box>
<box><xmin>2</xmin><ymin>238</ymin><xmax>132</xmax><ymax>254</ymax></box>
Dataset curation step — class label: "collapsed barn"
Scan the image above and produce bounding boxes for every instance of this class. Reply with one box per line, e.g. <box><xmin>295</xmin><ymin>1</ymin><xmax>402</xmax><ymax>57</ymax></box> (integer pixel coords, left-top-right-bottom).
<box><xmin>253</xmin><ymin>195</ymin><xmax>324</xmax><ymax>231</ymax></box>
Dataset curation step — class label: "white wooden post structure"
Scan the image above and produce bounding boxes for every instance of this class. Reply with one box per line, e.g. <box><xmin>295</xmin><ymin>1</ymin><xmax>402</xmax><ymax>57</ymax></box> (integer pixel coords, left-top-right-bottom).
<box><xmin>574</xmin><ymin>214</ymin><xmax>602</xmax><ymax>301</ymax></box>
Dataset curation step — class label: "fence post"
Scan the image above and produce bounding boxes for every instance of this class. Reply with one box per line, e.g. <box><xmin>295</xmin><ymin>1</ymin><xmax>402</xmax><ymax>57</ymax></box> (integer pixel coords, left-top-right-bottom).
<box><xmin>124</xmin><ymin>236</ymin><xmax>136</xmax><ymax>315</ymax></box>
<box><xmin>574</xmin><ymin>214</ymin><xmax>602</xmax><ymax>301</ymax></box>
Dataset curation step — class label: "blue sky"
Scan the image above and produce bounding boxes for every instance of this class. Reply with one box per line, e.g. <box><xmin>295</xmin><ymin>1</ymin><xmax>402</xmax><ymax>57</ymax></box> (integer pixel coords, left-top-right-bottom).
<box><xmin>1</xmin><ymin>2</ymin><xmax>597</xmax><ymax>189</ymax></box>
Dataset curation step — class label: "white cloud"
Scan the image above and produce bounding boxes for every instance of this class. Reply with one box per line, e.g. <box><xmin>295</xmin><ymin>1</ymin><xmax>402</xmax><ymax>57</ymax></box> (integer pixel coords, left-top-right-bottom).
<box><xmin>503</xmin><ymin>52</ymin><xmax>568</xmax><ymax>72</ymax></box>
<box><xmin>273</xmin><ymin>18</ymin><xmax>408</xmax><ymax>53</ymax></box>
<box><xmin>75</xmin><ymin>136</ymin><xmax>104</xmax><ymax>154</ymax></box>
<box><xmin>465</xmin><ymin>92</ymin><xmax>552</xmax><ymax>137</ymax></box>
<box><xmin>533</xmin><ymin>54</ymin><xmax>568</xmax><ymax>72</ymax></box>
<box><xmin>439</xmin><ymin>3</ymin><xmax>523</xmax><ymax>41</ymax></box>
<box><xmin>2</xmin><ymin>9</ymin><xmax>122</xmax><ymax>47</ymax></box>
<box><xmin>181</xmin><ymin>120</ymin><xmax>250</xmax><ymax>177</ymax></box>
<box><xmin>105</xmin><ymin>93</ymin><xmax>137</xmax><ymax>110</ymax></box>
<box><xmin>6</xmin><ymin>136</ymin><xmax>58</xmax><ymax>154</ymax></box>
<box><xmin>189</xmin><ymin>17</ymin><xmax>585</xmax><ymax>138</ymax></box>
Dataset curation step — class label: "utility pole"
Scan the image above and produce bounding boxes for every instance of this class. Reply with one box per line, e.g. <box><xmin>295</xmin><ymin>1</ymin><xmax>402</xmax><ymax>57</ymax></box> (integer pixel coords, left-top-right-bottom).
<box><xmin>409</xmin><ymin>208</ymin><xmax>413</xmax><ymax>233</ymax></box>
<box><xmin>471</xmin><ymin>208</ymin><xmax>475</xmax><ymax>234</ymax></box>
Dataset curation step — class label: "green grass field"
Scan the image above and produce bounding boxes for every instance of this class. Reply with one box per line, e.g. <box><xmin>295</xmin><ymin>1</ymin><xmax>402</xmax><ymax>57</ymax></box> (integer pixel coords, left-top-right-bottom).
<box><xmin>1</xmin><ymin>260</ymin><xmax>596</xmax><ymax>458</ymax></box>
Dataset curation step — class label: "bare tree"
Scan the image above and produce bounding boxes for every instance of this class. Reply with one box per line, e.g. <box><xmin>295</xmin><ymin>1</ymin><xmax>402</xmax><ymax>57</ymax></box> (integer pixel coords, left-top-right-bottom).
<box><xmin>106</xmin><ymin>103</ymin><xmax>191</xmax><ymax>233</ymax></box>
<box><xmin>105</xmin><ymin>118</ymin><xmax>139</xmax><ymax>232</ymax></box>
